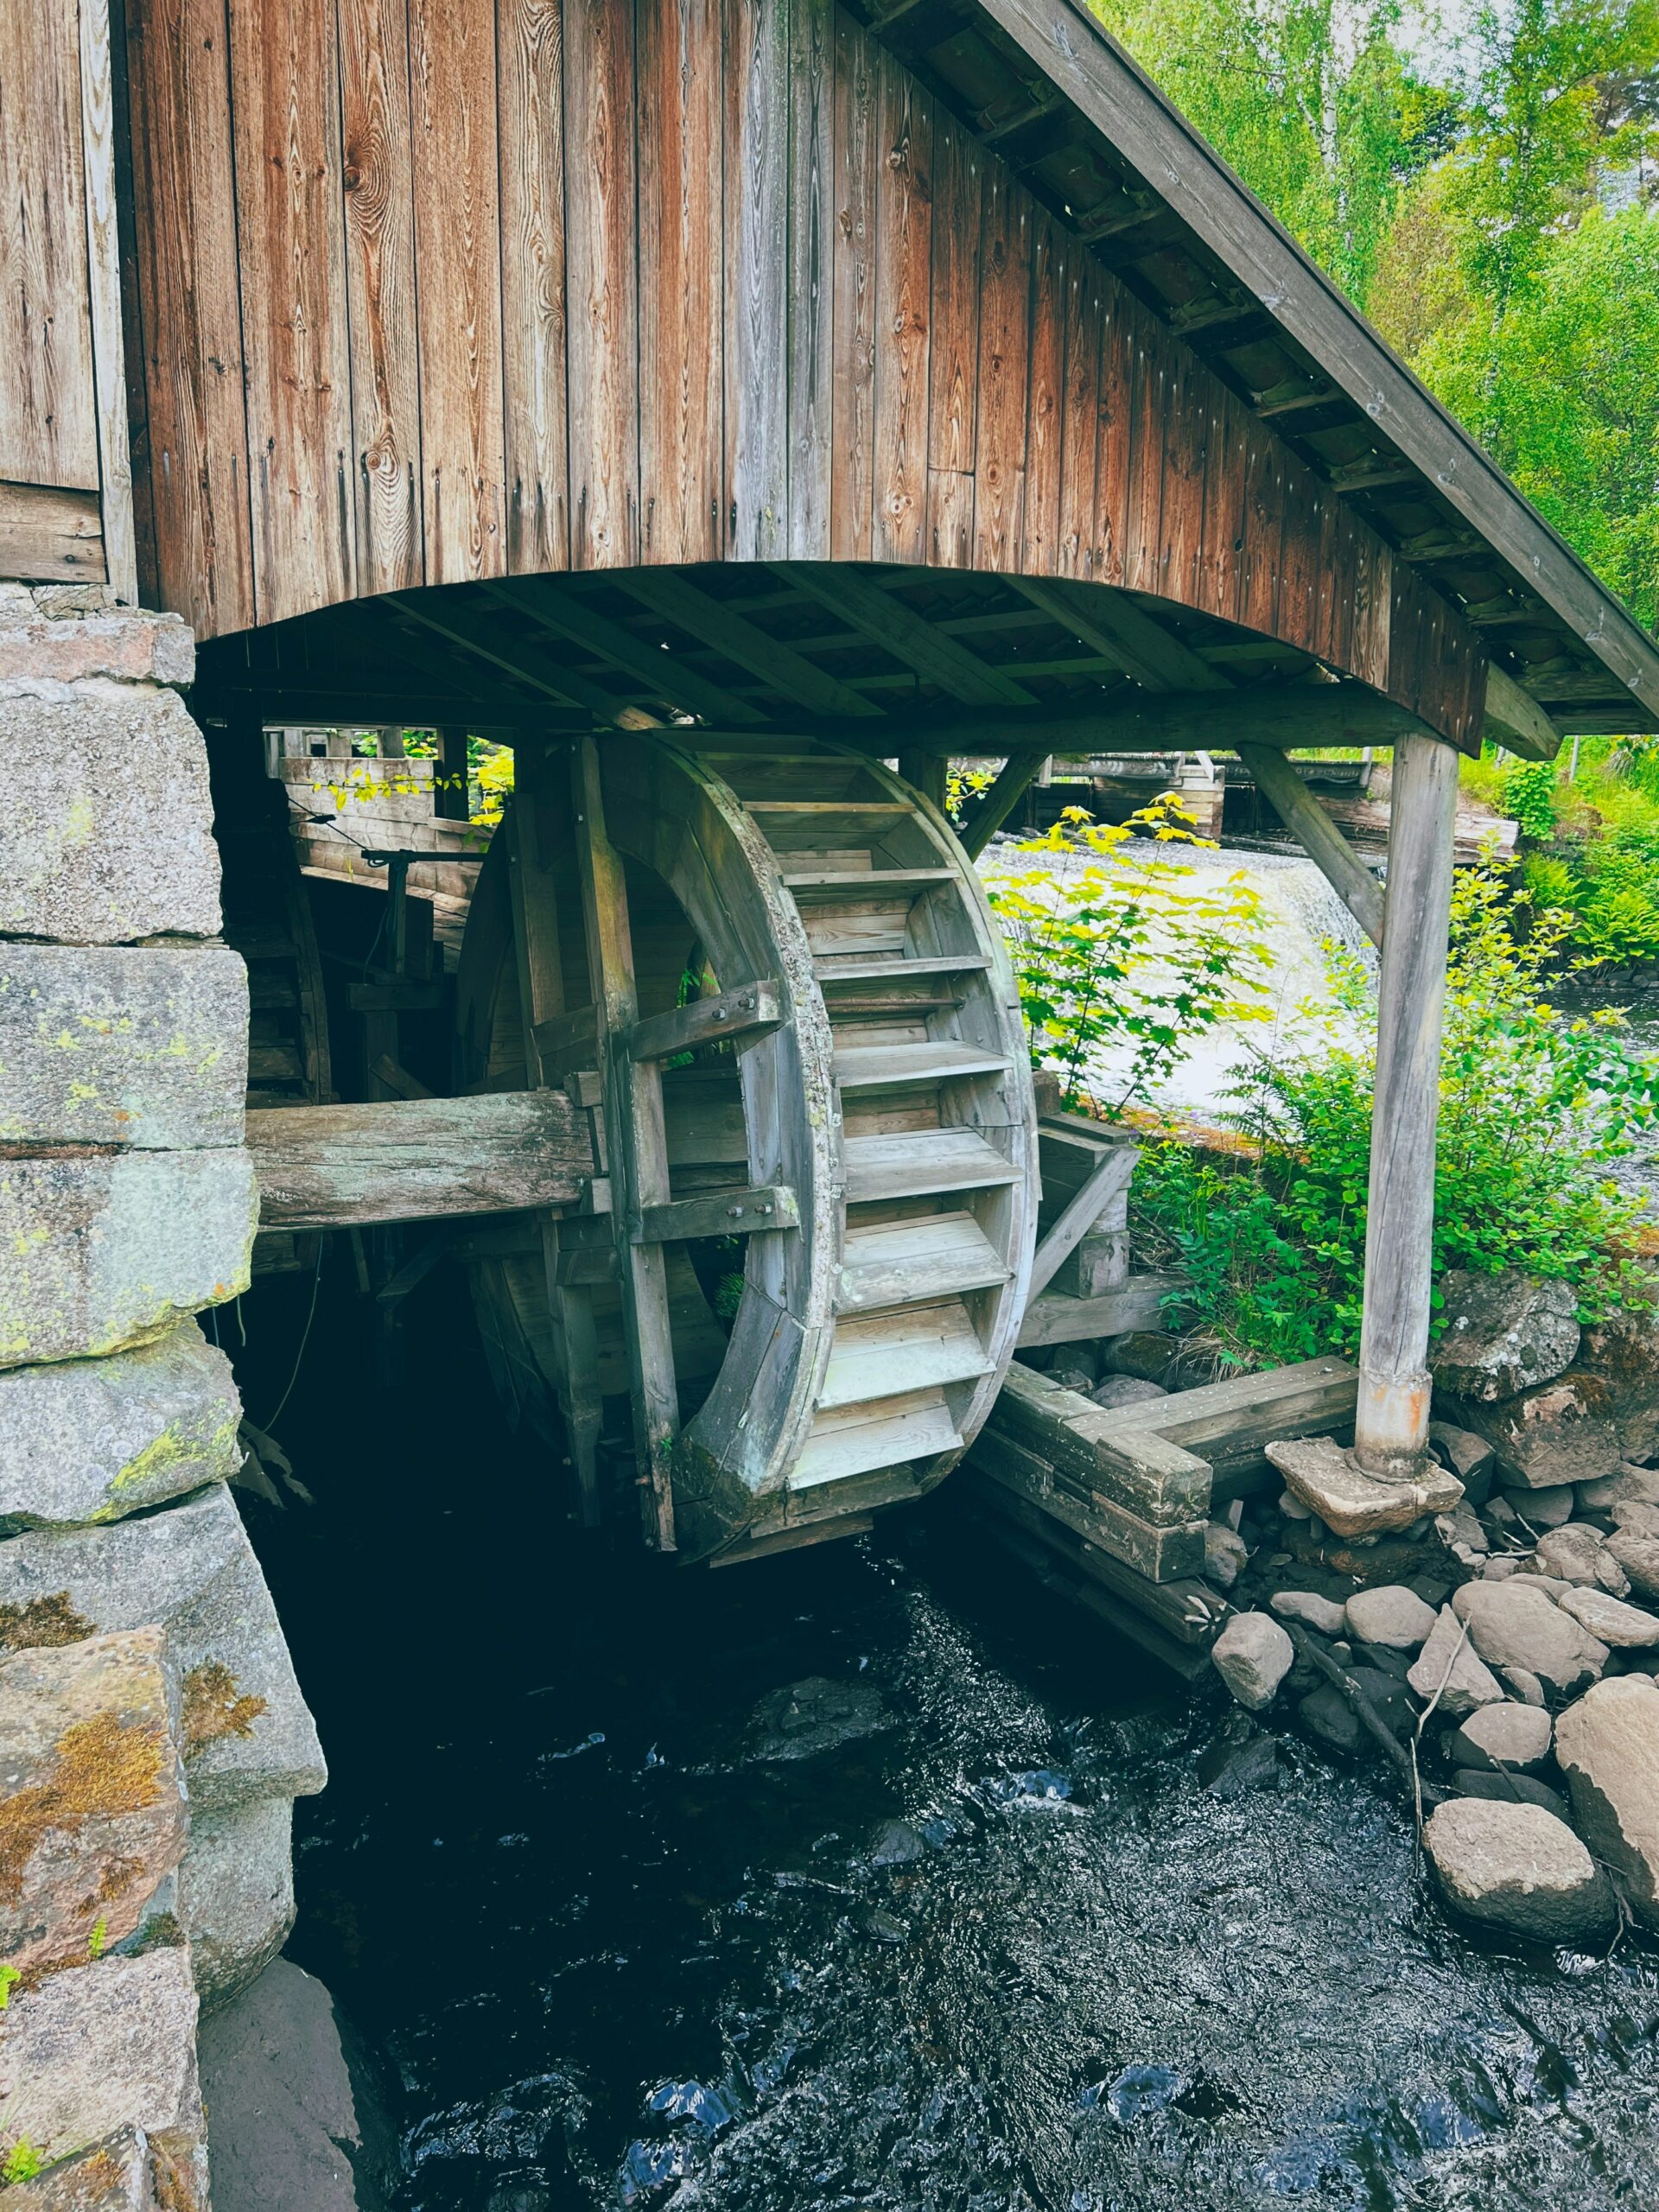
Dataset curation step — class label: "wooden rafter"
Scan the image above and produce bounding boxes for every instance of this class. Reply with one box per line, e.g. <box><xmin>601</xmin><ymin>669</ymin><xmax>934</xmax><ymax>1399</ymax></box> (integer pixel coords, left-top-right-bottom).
<box><xmin>482</xmin><ymin>579</ymin><xmax>766</xmax><ymax>728</ymax></box>
<box><xmin>779</xmin><ymin>563</ymin><xmax>1040</xmax><ymax>707</ymax></box>
<box><xmin>1010</xmin><ymin>578</ymin><xmax>1228</xmax><ymax>693</ymax></box>
<box><xmin>615</xmin><ymin>571</ymin><xmax>884</xmax><ymax>719</ymax></box>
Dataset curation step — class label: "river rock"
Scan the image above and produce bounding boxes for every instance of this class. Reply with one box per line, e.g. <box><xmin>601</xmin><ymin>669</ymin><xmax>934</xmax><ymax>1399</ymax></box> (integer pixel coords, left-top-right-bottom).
<box><xmin>1430</xmin><ymin>1421</ymin><xmax>1497</xmax><ymax>1499</ymax></box>
<box><xmin>1502</xmin><ymin>1484</ymin><xmax>1575</xmax><ymax>1528</ymax></box>
<box><xmin>0</xmin><ymin>1147</ymin><xmax>257</xmax><ymax>1368</ymax></box>
<box><xmin>1089</xmin><ymin>1376</ymin><xmax>1168</xmax><ymax>1411</ymax></box>
<box><xmin>1096</xmin><ymin>1332</ymin><xmax>1176</xmax><ymax>1384</ymax></box>
<box><xmin>1461</xmin><ymin>1377</ymin><xmax>1622</xmax><ymax>1490</ymax></box>
<box><xmin>1557</xmin><ymin>1586</ymin><xmax>1659</xmax><ymax>1648</ymax></box>
<box><xmin>1430</xmin><ymin>1272</ymin><xmax>1580</xmax><ymax>1402</ymax></box>
<box><xmin>1423</xmin><ymin>1797</ymin><xmax>1613</xmax><ymax>1942</ymax></box>
<box><xmin>1196</xmin><ymin>1720</ymin><xmax>1281</xmax><ymax>1796</ymax></box>
<box><xmin>1211</xmin><ymin>1612</ymin><xmax>1294</xmax><ymax>1710</ymax></box>
<box><xmin>0</xmin><ymin>1484</ymin><xmax>327</xmax><ymax>1812</ymax></box>
<box><xmin>1578</xmin><ymin>1311</ymin><xmax>1659</xmax><ymax>1462</ymax></box>
<box><xmin>1345</xmin><ymin>1584</ymin><xmax>1437</xmax><ymax>1649</ymax></box>
<box><xmin>1579</xmin><ymin>1465</ymin><xmax>1659</xmax><ymax>1513</ymax></box>
<box><xmin>1269</xmin><ymin>1590</ymin><xmax>1347</xmax><ymax>1635</ymax></box>
<box><xmin>198</xmin><ymin>1959</ymin><xmax>393</xmax><ymax>2212</ymax></box>
<box><xmin>1526</xmin><ymin>1523</ymin><xmax>1630</xmax><ymax>1595</ymax></box>
<box><xmin>1605</xmin><ymin>1529</ymin><xmax>1659</xmax><ymax>1601</ymax></box>
<box><xmin>0</xmin><ymin>1627</ymin><xmax>187</xmax><ymax>1979</ymax></box>
<box><xmin>1611</xmin><ymin>1499</ymin><xmax>1659</xmax><ymax>1538</ymax></box>
<box><xmin>1203</xmin><ymin>1522</ymin><xmax>1248</xmax><ymax>1591</ymax></box>
<box><xmin>0</xmin><ymin>941</ymin><xmax>248</xmax><ymax>1149</ymax></box>
<box><xmin>1501</xmin><ymin>1667</ymin><xmax>1548</xmax><ymax>1707</ymax></box>
<box><xmin>0</xmin><ymin>1322</ymin><xmax>243</xmax><ymax>1531</ymax></box>
<box><xmin>745</xmin><ymin>1675</ymin><xmax>887</xmax><ymax>1762</ymax></box>
<box><xmin>1452</xmin><ymin>1581</ymin><xmax>1608</xmax><ymax>1696</ymax></box>
<box><xmin>0</xmin><ymin>689</ymin><xmax>222</xmax><ymax>944</ymax></box>
<box><xmin>1555</xmin><ymin>1675</ymin><xmax>1659</xmax><ymax>1926</ymax></box>
<box><xmin>868</xmin><ymin>1818</ymin><xmax>926</xmax><ymax>1866</ymax></box>
<box><xmin>178</xmin><ymin>1796</ymin><xmax>296</xmax><ymax>2013</ymax></box>
<box><xmin>1407</xmin><ymin>1605</ymin><xmax>1506</xmax><ymax>1717</ymax></box>
<box><xmin>1446</xmin><ymin>1701</ymin><xmax>1553</xmax><ymax>1773</ymax></box>
<box><xmin>0</xmin><ymin>1947</ymin><xmax>209</xmax><ymax>2196</ymax></box>
<box><xmin>1454</xmin><ymin>1770</ymin><xmax>1572</xmax><ymax>1821</ymax></box>
<box><xmin>1266</xmin><ymin>1434</ymin><xmax>1461</xmax><ymax>1538</ymax></box>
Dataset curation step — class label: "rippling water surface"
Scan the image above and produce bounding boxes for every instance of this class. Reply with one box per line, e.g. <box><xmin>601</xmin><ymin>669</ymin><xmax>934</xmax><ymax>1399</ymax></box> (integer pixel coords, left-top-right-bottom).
<box><xmin>244</xmin><ymin>1281</ymin><xmax>1659</xmax><ymax>2212</ymax></box>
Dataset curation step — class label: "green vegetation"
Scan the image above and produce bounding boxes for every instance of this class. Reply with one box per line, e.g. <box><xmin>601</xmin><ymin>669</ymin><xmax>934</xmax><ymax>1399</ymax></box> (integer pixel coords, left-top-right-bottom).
<box><xmin>986</xmin><ymin>799</ymin><xmax>1276</xmax><ymax>1113</ymax></box>
<box><xmin>1132</xmin><ymin>864</ymin><xmax>1658</xmax><ymax>1367</ymax></box>
<box><xmin>2</xmin><ymin>2141</ymin><xmax>43</xmax><ymax>2184</ymax></box>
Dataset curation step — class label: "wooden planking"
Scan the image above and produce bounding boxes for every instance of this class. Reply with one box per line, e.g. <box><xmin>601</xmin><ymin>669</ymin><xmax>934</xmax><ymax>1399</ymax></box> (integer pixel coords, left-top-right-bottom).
<box><xmin>785</xmin><ymin>0</ymin><xmax>836</xmax><ymax>557</ymax></box>
<box><xmin>830</xmin><ymin>2</ymin><xmax>878</xmax><ymax>561</ymax></box>
<box><xmin>563</xmin><ymin>0</ymin><xmax>639</xmax><ymax>567</ymax></box>
<box><xmin>497</xmin><ymin>0</ymin><xmax>570</xmax><ymax>575</ymax></box>
<box><xmin>229</xmin><ymin>0</ymin><xmax>354</xmax><ymax>622</ymax></box>
<box><xmin>871</xmin><ymin>44</ymin><xmax>931</xmax><ymax>563</ymax></box>
<box><xmin>726</xmin><ymin>0</ymin><xmax>789</xmax><ymax>558</ymax></box>
<box><xmin>246</xmin><ymin>1090</ymin><xmax>593</xmax><ymax>1228</ymax></box>
<box><xmin>637</xmin><ymin>0</ymin><xmax>721</xmax><ymax>566</ymax></box>
<box><xmin>0</xmin><ymin>480</ymin><xmax>104</xmax><ymax>580</ymax></box>
<box><xmin>79</xmin><ymin>0</ymin><xmax>138</xmax><ymax>601</ymax></box>
<box><xmin>1056</xmin><ymin>257</ymin><xmax>1100</xmax><ymax>577</ymax></box>
<box><xmin>971</xmin><ymin>156</ymin><xmax>1030</xmax><ymax>570</ymax></box>
<box><xmin>925</xmin><ymin>108</ymin><xmax>981</xmax><ymax>568</ymax></box>
<box><xmin>124</xmin><ymin>0</ymin><xmax>254</xmax><ymax>631</ymax></box>
<box><xmin>338</xmin><ymin>0</ymin><xmax>423</xmax><ymax>594</ymax></box>
<box><xmin>407</xmin><ymin>0</ymin><xmax>505</xmax><ymax>582</ymax></box>
<box><xmin>1020</xmin><ymin>217</ymin><xmax>1065</xmax><ymax>575</ymax></box>
<box><xmin>0</xmin><ymin>0</ymin><xmax>99</xmax><ymax>492</ymax></box>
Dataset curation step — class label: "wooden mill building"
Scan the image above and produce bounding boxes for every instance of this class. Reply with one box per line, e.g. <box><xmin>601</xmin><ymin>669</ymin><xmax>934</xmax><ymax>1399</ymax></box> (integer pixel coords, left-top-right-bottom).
<box><xmin>6</xmin><ymin>0</ymin><xmax>1659</xmax><ymax>1575</ymax></box>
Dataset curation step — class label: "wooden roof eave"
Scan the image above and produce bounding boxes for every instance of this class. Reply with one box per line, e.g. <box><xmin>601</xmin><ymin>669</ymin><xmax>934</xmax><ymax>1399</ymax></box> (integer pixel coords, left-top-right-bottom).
<box><xmin>910</xmin><ymin>0</ymin><xmax>1659</xmax><ymax>734</ymax></box>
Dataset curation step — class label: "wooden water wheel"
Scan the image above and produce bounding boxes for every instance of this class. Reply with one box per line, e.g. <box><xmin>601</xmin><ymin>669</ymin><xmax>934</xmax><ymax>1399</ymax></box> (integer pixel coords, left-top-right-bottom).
<box><xmin>454</xmin><ymin>732</ymin><xmax>1037</xmax><ymax>1563</ymax></box>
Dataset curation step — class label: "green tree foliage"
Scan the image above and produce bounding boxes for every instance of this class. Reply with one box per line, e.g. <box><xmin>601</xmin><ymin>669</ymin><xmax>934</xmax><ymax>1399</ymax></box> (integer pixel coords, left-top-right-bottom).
<box><xmin>1135</xmin><ymin>866</ymin><xmax>1657</xmax><ymax>1366</ymax></box>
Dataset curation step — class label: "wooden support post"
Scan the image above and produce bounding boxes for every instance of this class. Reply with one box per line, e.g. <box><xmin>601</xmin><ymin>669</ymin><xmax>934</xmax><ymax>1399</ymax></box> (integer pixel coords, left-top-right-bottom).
<box><xmin>1354</xmin><ymin>731</ymin><xmax>1459</xmax><ymax>1472</ymax></box>
<box><xmin>960</xmin><ymin>750</ymin><xmax>1050</xmax><ymax>860</ymax></box>
<box><xmin>897</xmin><ymin>749</ymin><xmax>949</xmax><ymax>813</ymax></box>
<box><xmin>506</xmin><ymin>745</ymin><xmax>606</xmax><ymax>1527</ymax></box>
<box><xmin>571</xmin><ymin>736</ymin><xmax>680</xmax><ymax>1549</ymax></box>
<box><xmin>1236</xmin><ymin>743</ymin><xmax>1386</xmax><ymax>949</ymax></box>
<box><xmin>435</xmin><ymin>726</ymin><xmax>471</xmax><ymax>818</ymax></box>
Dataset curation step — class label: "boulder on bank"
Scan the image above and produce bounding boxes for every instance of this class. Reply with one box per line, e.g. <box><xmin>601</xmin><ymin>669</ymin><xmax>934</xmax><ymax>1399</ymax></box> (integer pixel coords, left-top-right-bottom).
<box><xmin>1446</xmin><ymin>1701</ymin><xmax>1553</xmax><ymax>1774</ymax></box>
<box><xmin>1558</xmin><ymin>1586</ymin><xmax>1659</xmax><ymax>1648</ymax></box>
<box><xmin>1211</xmin><ymin>1612</ymin><xmax>1294</xmax><ymax>1710</ymax></box>
<box><xmin>1605</xmin><ymin>1529</ymin><xmax>1659</xmax><ymax>1602</ymax></box>
<box><xmin>1453</xmin><ymin>1770</ymin><xmax>1571</xmax><ymax>1821</ymax></box>
<box><xmin>1345</xmin><ymin>1585</ymin><xmax>1437</xmax><ymax>1649</ymax></box>
<box><xmin>1423</xmin><ymin>1797</ymin><xmax>1613</xmax><ymax>1943</ymax></box>
<box><xmin>1270</xmin><ymin>1590</ymin><xmax>1347</xmax><ymax>1636</ymax></box>
<box><xmin>1578</xmin><ymin>1312</ymin><xmax>1659</xmax><ymax>1463</ymax></box>
<box><xmin>1451</xmin><ymin>1581</ymin><xmax>1609</xmax><ymax>1698</ymax></box>
<box><xmin>1460</xmin><ymin>1377</ymin><xmax>1623</xmax><ymax>1491</ymax></box>
<box><xmin>1429</xmin><ymin>1421</ymin><xmax>1497</xmax><ymax>1499</ymax></box>
<box><xmin>1554</xmin><ymin>1675</ymin><xmax>1659</xmax><ymax>1928</ymax></box>
<box><xmin>1430</xmin><ymin>1272</ymin><xmax>1580</xmax><ymax>1402</ymax></box>
<box><xmin>1579</xmin><ymin>1465</ymin><xmax>1659</xmax><ymax>1513</ymax></box>
<box><xmin>1408</xmin><ymin>1605</ymin><xmax>1507</xmax><ymax>1718</ymax></box>
<box><xmin>1525</xmin><ymin>1522</ymin><xmax>1630</xmax><ymax>1594</ymax></box>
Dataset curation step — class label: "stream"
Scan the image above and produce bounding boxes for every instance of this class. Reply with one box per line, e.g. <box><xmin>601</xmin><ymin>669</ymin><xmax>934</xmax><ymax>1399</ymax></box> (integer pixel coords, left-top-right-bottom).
<box><xmin>237</xmin><ymin>1270</ymin><xmax>1659</xmax><ymax>2212</ymax></box>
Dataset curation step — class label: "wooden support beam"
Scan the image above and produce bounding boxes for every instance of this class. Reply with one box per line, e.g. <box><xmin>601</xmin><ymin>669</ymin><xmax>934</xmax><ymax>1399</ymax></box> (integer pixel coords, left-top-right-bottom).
<box><xmin>247</xmin><ymin>1092</ymin><xmax>594</xmax><ymax>1230</ymax></box>
<box><xmin>615</xmin><ymin>571</ymin><xmax>883</xmax><ymax>718</ymax></box>
<box><xmin>481</xmin><ymin>579</ymin><xmax>766</xmax><ymax>726</ymax></box>
<box><xmin>896</xmin><ymin>750</ymin><xmax>950</xmax><ymax>811</ymax></box>
<box><xmin>531</xmin><ymin>1003</ymin><xmax>600</xmax><ymax>1076</ymax></box>
<box><xmin>508</xmin><ymin>744</ymin><xmax>607</xmax><ymax>1526</ymax></box>
<box><xmin>1027</xmin><ymin>1146</ymin><xmax>1139</xmax><ymax>1300</ymax></box>
<box><xmin>636</xmin><ymin>1184</ymin><xmax>799</xmax><ymax>1243</ymax></box>
<box><xmin>1235</xmin><ymin>743</ymin><xmax>1386</xmax><ymax>949</ymax></box>
<box><xmin>1483</xmin><ymin>664</ymin><xmax>1563</xmax><ymax>762</ymax></box>
<box><xmin>960</xmin><ymin>750</ymin><xmax>1050</xmax><ymax>857</ymax></box>
<box><xmin>435</xmin><ymin>726</ymin><xmax>471</xmax><ymax>818</ymax></box>
<box><xmin>779</xmin><ymin>563</ymin><xmax>1039</xmax><ymax>706</ymax></box>
<box><xmin>389</xmin><ymin>594</ymin><xmax>636</xmax><ymax>721</ymax></box>
<box><xmin>1356</xmin><ymin>730</ymin><xmax>1459</xmax><ymax>1472</ymax></box>
<box><xmin>573</xmin><ymin>735</ymin><xmax>680</xmax><ymax>1548</ymax></box>
<box><xmin>1009</xmin><ymin>577</ymin><xmax>1230</xmax><ymax>691</ymax></box>
<box><xmin>626</xmin><ymin>980</ymin><xmax>782</xmax><ymax>1062</ymax></box>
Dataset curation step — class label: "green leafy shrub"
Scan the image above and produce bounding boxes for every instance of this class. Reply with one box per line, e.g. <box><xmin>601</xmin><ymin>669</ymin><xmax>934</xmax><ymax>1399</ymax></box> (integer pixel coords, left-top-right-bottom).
<box><xmin>1502</xmin><ymin>758</ymin><xmax>1560</xmax><ymax>841</ymax></box>
<box><xmin>1135</xmin><ymin>865</ymin><xmax>1657</xmax><ymax>1368</ymax></box>
<box><xmin>985</xmin><ymin>798</ymin><xmax>1275</xmax><ymax>1115</ymax></box>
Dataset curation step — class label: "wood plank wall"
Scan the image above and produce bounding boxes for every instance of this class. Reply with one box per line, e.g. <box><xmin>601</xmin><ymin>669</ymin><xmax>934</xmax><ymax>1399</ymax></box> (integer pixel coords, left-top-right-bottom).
<box><xmin>119</xmin><ymin>0</ymin><xmax>1484</xmax><ymax>743</ymax></box>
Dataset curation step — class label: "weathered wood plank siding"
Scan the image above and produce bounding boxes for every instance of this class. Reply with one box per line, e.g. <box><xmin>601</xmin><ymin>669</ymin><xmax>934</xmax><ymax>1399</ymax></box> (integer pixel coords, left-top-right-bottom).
<box><xmin>119</xmin><ymin>0</ymin><xmax>1487</xmax><ymax>742</ymax></box>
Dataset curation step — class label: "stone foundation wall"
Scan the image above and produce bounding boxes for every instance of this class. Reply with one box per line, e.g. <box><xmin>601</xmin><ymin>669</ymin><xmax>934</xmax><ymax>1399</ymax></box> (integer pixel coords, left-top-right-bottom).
<box><xmin>0</xmin><ymin>583</ymin><xmax>324</xmax><ymax>2205</ymax></box>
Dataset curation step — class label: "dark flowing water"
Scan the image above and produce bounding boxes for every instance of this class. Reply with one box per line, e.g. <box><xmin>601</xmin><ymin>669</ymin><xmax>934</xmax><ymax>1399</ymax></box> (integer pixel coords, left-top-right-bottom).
<box><xmin>234</xmin><ymin>1270</ymin><xmax>1659</xmax><ymax>2212</ymax></box>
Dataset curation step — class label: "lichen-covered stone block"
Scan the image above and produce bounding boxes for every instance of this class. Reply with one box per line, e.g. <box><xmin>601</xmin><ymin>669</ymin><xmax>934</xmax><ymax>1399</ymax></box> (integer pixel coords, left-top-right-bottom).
<box><xmin>3</xmin><ymin>2125</ymin><xmax>166</xmax><ymax>2209</ymax></box>
<box><xmin>0</xmin><ymin>1149</ymin><xmax>257</xmax><ymax>1368</ymax></box>
<box><xmin>0</xmin><ymin>690</ymin><xmax>221</xmax><ymax>943</ymax></box>
<box><xmin>0</xmin><ymin>1627</ymin><xmax>188</xmax><ymax>1980</ymax></box>
<box><xmin>0</xmin><ymin>1324</ymin><xmax>243</xmax><ymax>1531</ymax></box>
<box><xmin>178</xmin><ymin>1796</ymin><xmax>296</xmax><ymax>2013</ymax></box>
<box><xmin>0</xmin><ymin>1948</ymin><xmax>209</xmax><ymax>2204</ymax></box>
<box><xmin>0</xmin><ymin>608</ymin><xmax>194</xmax><ymax>688</ymax></box>
<box><xmin>0</xmin><ymin>1486</ymin><xmax>327</xmax><ymax>1813</ymax></box>
<box><xmin>0</xmin><ymin>944</ymin><xmax>248</xmax><ymax>1147</ymax></box>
